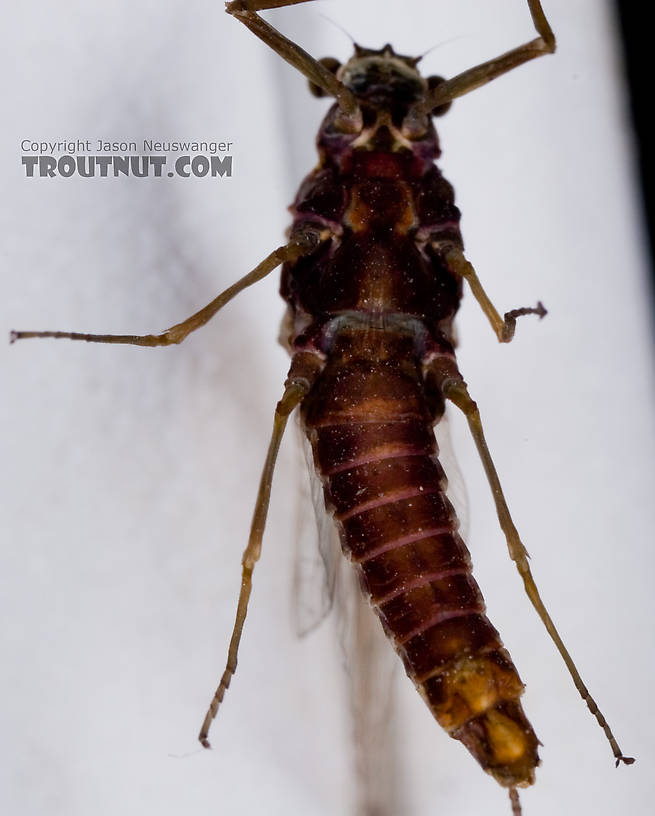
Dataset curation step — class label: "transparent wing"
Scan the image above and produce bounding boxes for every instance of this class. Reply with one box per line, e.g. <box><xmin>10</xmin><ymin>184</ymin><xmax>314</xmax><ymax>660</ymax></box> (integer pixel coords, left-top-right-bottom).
<box><xmin>333</xmin><ymin>558</ymin><xmax>404</xmax><ymax>816</ymax></box>
<box><xmin>334</xmin><ymin>411</ymin><xmax>466</xmax><ymax>815</ymax></box>
<box><xmin>290</xmin><ymin>419</ymin><xmax>340</xmax><ymax>636</ymax></box>
<box><xmin>435</xmin><ymin>406</ymin><xmax>470</xmax><ymax>541</ymax></box>
<box><xmin>290</xmin><ymin>419</ymin><xmax>403</xmax><ymax>815</ymax></box>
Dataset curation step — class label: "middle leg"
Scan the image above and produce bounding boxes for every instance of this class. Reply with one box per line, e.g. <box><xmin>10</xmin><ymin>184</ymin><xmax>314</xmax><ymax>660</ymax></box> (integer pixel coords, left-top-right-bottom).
<box><xmin>443</xmin><ymin>245</ymin><xmax>546</xmax><ymax>343</ymax></box>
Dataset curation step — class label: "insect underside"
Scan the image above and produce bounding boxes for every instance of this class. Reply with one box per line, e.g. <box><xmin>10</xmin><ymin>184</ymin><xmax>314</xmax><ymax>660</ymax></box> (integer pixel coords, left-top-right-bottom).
<box><xmin>12</xmin><ymin>1</ymin><xmax>634</xmax><ymax>813</ymax></box>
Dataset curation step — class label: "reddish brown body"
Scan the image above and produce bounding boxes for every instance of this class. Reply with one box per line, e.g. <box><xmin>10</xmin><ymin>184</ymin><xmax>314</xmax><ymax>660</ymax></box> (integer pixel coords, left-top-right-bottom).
<box><xmin>281</xmin><ymin>46</ymin><xmax>539</xmax><ymax>788</ymax></box>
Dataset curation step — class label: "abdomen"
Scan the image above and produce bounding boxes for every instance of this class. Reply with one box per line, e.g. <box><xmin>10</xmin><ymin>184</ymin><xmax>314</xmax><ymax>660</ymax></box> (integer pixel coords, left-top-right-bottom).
<box><xmin>300</xmin><ymin>329</ymin><xmax>539</xmax><ymax>788</ymax></box>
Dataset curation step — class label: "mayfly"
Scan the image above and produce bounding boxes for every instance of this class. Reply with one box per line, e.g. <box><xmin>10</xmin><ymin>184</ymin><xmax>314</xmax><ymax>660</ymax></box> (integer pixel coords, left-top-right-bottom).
<box><xmin>10</xmin><ymin>1</ymin><xmax>635</xmax><ymax>813</ymax></box>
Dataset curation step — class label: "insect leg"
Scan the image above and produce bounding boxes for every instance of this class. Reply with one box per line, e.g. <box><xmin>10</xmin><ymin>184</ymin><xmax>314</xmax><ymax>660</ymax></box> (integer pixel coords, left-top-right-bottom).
<box><xmin>421</xmin><ymin>0</ymin><xmax>556</xmax><ymax>112</ymax></box>
<box><xmin>444</xmin><ymin>245</ymin><xmax>546</xmax><ymax>343</ymax></box>
<box><xmin>10</xmin><ymin>235</ymin><xmax>318</xmax><ymax>348</ymax></box>
<box><xmin>198</xmin><ymin>371</ymin><xmax>314</xmax><ymax>748</ymax></box>
<box><xmin>428</xmin><ymin>360</ymin><xmax>634</xmax><ymax>766</ymax></box>
<box><xmin>225</xmin><ymin>1</ymin><xmax>360</xmax><ymax>125</ymax></box>
<box><xmin>509</xmin><ymin>787</ymin><xmax>522</xmax><ymax>816</ymax></box>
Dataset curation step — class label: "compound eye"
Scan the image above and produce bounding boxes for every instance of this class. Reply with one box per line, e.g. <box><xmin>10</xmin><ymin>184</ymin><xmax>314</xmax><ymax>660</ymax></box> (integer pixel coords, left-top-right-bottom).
<box><xmin>426</xmin><ymin>75</ymin><xmax>452</xmax><ymax>117</ymax></box>
<box><xmin>308</xmin><ymin>57</ymin><xmax>341</xmax><ymax>98</ymax></box>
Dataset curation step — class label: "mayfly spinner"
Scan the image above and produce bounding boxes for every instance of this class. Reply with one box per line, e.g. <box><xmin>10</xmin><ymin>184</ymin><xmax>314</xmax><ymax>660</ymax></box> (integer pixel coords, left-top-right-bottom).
<box><xmin>11</xmin><ymin>1</ymin><xmax>634</xmax><ymax>812</ymax></box>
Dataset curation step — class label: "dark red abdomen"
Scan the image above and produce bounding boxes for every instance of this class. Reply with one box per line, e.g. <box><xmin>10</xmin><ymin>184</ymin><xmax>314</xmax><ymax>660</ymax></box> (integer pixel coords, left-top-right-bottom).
<box><xmin>300</xmin><ymin>331</ymin><xmax>539</xmax><ymax>787</ymax></box>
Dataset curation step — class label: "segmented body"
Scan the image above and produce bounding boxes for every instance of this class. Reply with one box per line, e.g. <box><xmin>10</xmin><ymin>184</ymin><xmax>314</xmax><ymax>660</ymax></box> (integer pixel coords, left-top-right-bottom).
<box><xmin>281</xmin><ymin>46</ymin><xmax>539</xmax><ymax>788</ymax></box>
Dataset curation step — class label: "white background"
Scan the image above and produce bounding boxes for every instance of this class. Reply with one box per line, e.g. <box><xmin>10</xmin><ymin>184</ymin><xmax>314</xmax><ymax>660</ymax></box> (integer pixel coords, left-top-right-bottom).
<box><xmin>2</xmin><ymin>1</ymin><xmax>654</xmax><ymax>815</ymax></box>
